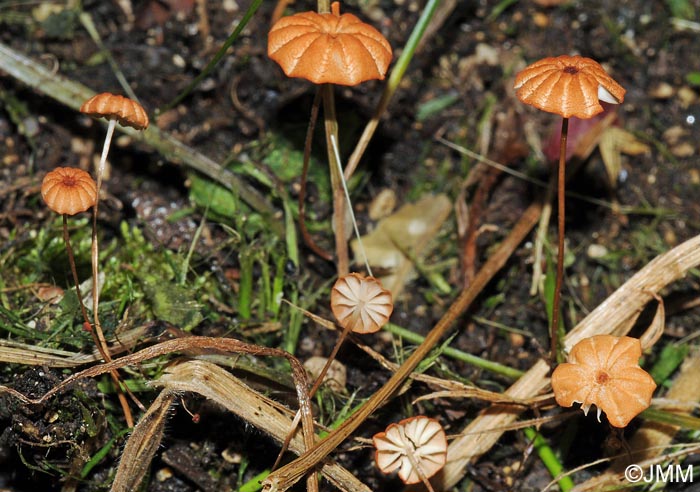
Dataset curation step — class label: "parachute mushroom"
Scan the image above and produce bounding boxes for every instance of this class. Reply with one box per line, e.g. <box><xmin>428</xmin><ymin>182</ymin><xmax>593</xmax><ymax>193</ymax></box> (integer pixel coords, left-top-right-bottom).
<box><xmin>267</xmin><ymin>1</ymin><xmax>392</xmax><ymax>86</ymax></box>
<box><xmin>268</xmin><ymin>1</ymin><xmax>392</xmax><ymax>276</ymax></box>
<box><xmin>373</xmin><ymin>416</ymin><xmax>447</xmax><ymax>492</ymax></box>
<box><xmin>551</xmin><ymin>335</ymin><xmax>656</xmax><ymax>428</ymax></box>
<box><xmin>513</xmin><ymin>55</ymin><xmax>625</xmax><ymax>362</ymax></box>
<box><xmin>79</xmin><ymin>91</ymin><xmax>149</xmax><ymax>345</ymax></box>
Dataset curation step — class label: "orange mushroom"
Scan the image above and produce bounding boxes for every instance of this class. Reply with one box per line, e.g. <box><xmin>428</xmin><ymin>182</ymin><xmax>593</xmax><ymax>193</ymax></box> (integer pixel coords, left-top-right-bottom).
<box><xmin>268</xmin><ymin>2</ymin><xmax>393</xmax><ymax>276</ymax></box>
<box><xmin>513</xmin><ymin>56</ymin><xmax>626</xmax><ymax>362</ymax></box>
<box><xmin>551</xmin><ymin>335</ymin><xmax>656</xmax><ymax>428</ymax></box>
<box><xmin>78</xmin><ymin>92</ymin><xmax>148</xmax><ymax>429</ymax></box>
<box><xmin>41</xmin><ymin>167</ymin><xmax>103</xmax><ymax>377</ymax></box>
<box><xmin>41</xmin><ymin>167</ymin><xmax>97</xmax><ymax>216</ymax></box>
<box><xmin>267</xmin><ymin>1</ymin><xmax>392</xmax><ymax>86</ymax></box>
<box><xmin>514</xmin><ymin>55</ymin><xmax>625</xmax><ymax>119</ymax></box>
<box><xmin>80</xmin><ymin>92</ymin><xmax>149</xmax><ymax>130</ymax></box>
<box><xmin>330</xmin><ymin>273</ymin><xmax>393</xmax><ymax>334</ymax></box>
<box><xmin>373</xmin><ymin>416</ymin><xmax>447</xmax><ymax>491</ymax></box>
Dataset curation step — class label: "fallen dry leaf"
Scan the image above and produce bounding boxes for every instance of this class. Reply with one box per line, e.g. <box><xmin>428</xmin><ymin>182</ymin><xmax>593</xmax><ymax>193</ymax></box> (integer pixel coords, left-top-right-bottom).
<box><xmin>351</xmin><ymin>194</ymin><xmax>451</xmax><ymax>298</ymax></box>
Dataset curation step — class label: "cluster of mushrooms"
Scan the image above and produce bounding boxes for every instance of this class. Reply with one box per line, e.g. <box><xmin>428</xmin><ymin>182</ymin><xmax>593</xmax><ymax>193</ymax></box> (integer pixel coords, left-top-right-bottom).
<box><xmin>39</xmin><ymin>1</ymin><xmax>659</xmax><ymax>490</ymax></box>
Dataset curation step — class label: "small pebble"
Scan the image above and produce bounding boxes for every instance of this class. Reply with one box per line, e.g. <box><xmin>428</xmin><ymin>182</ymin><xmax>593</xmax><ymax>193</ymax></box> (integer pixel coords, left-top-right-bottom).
<box><xmin>587</xmin><ymin>244</ymin><xmax>608</xmax><ymax>259</ymax></box>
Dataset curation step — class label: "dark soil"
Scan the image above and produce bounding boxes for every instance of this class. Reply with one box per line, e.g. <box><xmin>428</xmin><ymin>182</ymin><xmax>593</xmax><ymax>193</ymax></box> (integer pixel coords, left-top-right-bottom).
<box><xmin>1</xmin><ymin>0</ymin><xmax>700</xmax><ymax>491</ymax></box>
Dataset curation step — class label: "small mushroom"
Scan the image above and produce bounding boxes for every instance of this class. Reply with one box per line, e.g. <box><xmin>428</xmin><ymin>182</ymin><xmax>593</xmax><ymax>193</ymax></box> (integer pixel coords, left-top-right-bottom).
<box><xmin>80</xmin><ymin>92</ymin><xmax>149</xmax><ymax>195</ymax></box>
<box><xmin>80</xmin><ymin>92</ymin><xmax>149</xmax><ymax>130</ymax></box>
<box><xmin>41</xmin><ymin>167</ymin><xmax>97</xmax><ymax>216</ymax></box>
<box><xmin>514</xmin><ymin>55</ymin><xmax>625</xmax><ymax>119</ymax></box>
<box><xmin>373</xmin><ymin>416</ymin><xmax>447</xmax><ymax>491</ymax></box>
<box><xmin>513</xmin><ymin>56</ymin><xmax>625</xmax><ymax>361</ymax></box>
<box><xmin>267</xmin><ymin>1</ymin><xmax>392</xmax><ymax>86</ymax></box>
<box><xmin>41</xmin><ymin>168</ymin><xmax>100</xmax><ymax>358</ymax></box>
<box><xmin>551</xmin><ymin>335</ymin><xmax>656</xmax><ymax>428</ymax></box>
<box><xmin>330</xmin><ymin>273</ymin><xmax>393</xmax><ymax>334</ymax></box>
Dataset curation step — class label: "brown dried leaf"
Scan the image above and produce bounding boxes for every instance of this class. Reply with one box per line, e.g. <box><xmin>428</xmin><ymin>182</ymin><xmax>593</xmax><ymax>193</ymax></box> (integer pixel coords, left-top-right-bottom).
<box><xmin>599</xmin><ymin>127</ymin><xmax>651</xmax><ymax>187</ymax></box>
<box><xmin>351</xmin><ymin>194</ymin><xmax>451</xmax><ymax>297</ymax></box>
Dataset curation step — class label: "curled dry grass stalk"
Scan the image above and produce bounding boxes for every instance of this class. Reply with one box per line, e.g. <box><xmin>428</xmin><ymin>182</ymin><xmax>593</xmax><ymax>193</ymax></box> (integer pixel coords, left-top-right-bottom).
<box><xmin>152</xmin><ymin>360</ymin><xmax>370</xmax><ymax>492</ymax></box>
<box><xmin>0</xmin><ymin>337</ymin><xmax>319</xmax><ymax>491</ymax></box>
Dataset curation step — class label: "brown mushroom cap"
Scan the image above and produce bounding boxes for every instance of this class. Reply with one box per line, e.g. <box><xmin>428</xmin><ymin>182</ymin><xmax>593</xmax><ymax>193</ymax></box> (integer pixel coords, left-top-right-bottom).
<box><xmin>80</xmin><ymin>92</ymin><xmax>149</xmax><ymax>130</ymax></box>
<box><xmin>513</xmin><ymin>55</ymin><xmax>626</xmax><ymax>119</ymax></box>
<box><xmin>373</xmin><ymin>416</ymin><xmax>447</xmax><ymax>484</ymax></box>
<box><xmin>41</xmin><ymin>167</ymin><xmax>98</xmax><ymax>215</ymax></box>
<box><xmin>330</xmin><ymin>273</ymin><xmax>393</xmax><ymax>334</ymax></box>
<box><xmin>551</xmin><ymin>335</ymin><xmax>657</xmax><ymax>428</ymax></box>
<box><xmin>267</xmin><ymin>1</ymin><xmax>392</xmax><ymax>86</ymax></box>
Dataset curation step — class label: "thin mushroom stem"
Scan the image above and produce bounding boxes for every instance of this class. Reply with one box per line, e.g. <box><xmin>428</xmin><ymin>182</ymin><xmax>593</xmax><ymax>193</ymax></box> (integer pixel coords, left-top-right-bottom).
<box><xmin>91</xmin><ymin>117</ymin><xmax>116</xmax><ymax>342</ymax></box>
<box><xmin>62</xmin><ymin>214</ymin><xmax>96</xmax><ymax>338</ymax></box>
<box><xmin>322</xmin><ymin>84</ymin><xmax>350</xmax><ymax>276</ymax></box>
<box><xmin>90</xmin><ymin>117</ymin><xmax>136</xmax><ymax>427</ymax></box>
<box><xmin>551</xmin><ymin>116</ymin><xmax>569</xmax><ymax>364</ymax></box>
<box><xmin>299</xmin><ymin>89</ymin><xmax>333</xmax><ymax>262</ymax></box>
<box><xmin>65</xmin><ymin>214</ymin><xmax>136</xmax><ymax>428</ymax></box>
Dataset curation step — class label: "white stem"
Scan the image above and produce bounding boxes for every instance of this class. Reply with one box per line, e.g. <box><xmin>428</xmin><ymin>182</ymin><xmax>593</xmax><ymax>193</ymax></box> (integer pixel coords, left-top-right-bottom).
<box><xmin>329</xmin><ymin>134</ymin><xmax>372</xmax><ymax>276</ymax></box>
<box><xmin>96</xmin><ymin>118</ymin><xmax>117</xmax><ymax>194</ymax></box>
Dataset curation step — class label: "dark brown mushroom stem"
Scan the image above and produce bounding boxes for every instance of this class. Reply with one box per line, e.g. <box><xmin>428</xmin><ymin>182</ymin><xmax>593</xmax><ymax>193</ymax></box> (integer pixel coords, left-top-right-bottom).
<box><xmin>299</xmin><ymin>89</ymin><xmax>334</xmax><ymax>262</ymax></box>
<box><xmin>61</xmin><ymin>214</ymin><xmax>95</xmax><ymax>339</ymax></box>
<box><xmin>551</xmin><ymin>116</ymin><xmax>569</xmax><ymax>363</ymax></box>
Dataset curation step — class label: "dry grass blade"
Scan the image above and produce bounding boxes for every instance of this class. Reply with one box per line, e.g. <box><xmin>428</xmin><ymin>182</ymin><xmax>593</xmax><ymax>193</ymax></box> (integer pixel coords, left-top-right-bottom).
<box><xmin>435</xmin><ymin>233</ymin><xmax>700</xmax><ymax>490</ymax></box>
<box><xmin>0</xmin><ymin>326</ymin><xmax>149</xmax><ymax>367</ymax></box>
<box><xmin>111</xmin><ymin>390</ymin><xmax>176</xmax><ymax>492</ymax></box>
<box><xmin>155</xmin><ymin>360</ymin><xmax>371</xmax><ymax>492</ymax></box>
<box><xmin>0</xmin><ymin>337</ymin><xmax>318</xmax><ymax>489</ymax></box>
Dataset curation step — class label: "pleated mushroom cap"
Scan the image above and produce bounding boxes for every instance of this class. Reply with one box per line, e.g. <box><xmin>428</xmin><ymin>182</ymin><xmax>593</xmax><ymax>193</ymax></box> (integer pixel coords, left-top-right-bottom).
<box><xmin>514</xmin><ymin>55</ymin><xmax>626</xmax><ymax>119</ymax></box>
<box><xmin>267</xmin><ymin>1</ymin><xmax>392</xmax><ymax>86</ymax></box>
<box><xmin>373</xmin><ymin>416</ymin><xmax>447</xmax><ymax>485</ymax></box>
<box><xmin>330</xmin><ymin>273</ymin><xmax>393</xmax><ymax>334</ymax></box>
<box><xmin>80</xmin><ymin>92</ymin><xmax>149</xmax><ymax>130</ymax></box>
<box><xmin>551</xmin><ymin>335</ymin><xmax>656</xmax><ymax>428</ymax></box>
<box><xmin>41</xmin><ymin>167</ymin><xmax>98</xmax><ymax>215</ymax></box>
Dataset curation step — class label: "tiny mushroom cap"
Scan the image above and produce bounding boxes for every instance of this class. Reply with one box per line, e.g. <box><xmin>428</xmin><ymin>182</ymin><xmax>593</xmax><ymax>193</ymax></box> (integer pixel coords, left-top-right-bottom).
<box><xmin>41</xmin><ymin>167</ymin><xmax>98</xmax><ymax>215</ymax></box>
<box><xmin>267</xmin><ymin>1</ymin><xmax>392</xmax><ymax>86</ymax></box>
<box><xmin>373</xmin><ymin>416</ymin><xmax>447</xmax><ymax>485</ymax></box>
<box><xmin>513</xmin><ymin>55</ymin><xmax>626</xmax><ymax>119</ymax></box>
<box><xmin>330</xmin><ymin>273</ymin><xmax>393</xmax><ymax>334</ymax></box>
<box><xmin>80</xmin><ymin>92</ymin><xmax>149</xmax><ymax>130</ymax></box>
<box><xmin>551</xmin><ymin>335</ymin><xmax>657</xmax><ymax>428</ymax></box>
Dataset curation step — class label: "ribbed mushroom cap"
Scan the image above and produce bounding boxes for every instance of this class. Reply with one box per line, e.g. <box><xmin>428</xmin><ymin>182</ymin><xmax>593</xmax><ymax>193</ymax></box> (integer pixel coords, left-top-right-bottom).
<box><xmin>330</xmin><ymin>273</ymin><xmax>393</xmax><ymax>334</ymax></box>
<box><xmin>373</xmin><ymin>416</ymin><xmax>447</xmax><ymax>484</ymax></box>
<box><xmin>514</xmin><ymin>55</ymin><xmax>626</xmax><ymax>119</ymax></box>
<box><xmin>80</xmin><ymin>92</ymin><xmax>149</xmax><ymax>130</ymax></box>
<box><xmin>41</xmin><ymin>167</ymin><xmax>98</xmax><ymax>215</ymax></box>
<box><xmin>268</xmin><ymin>1</ymin><xmax>392</xmax><ymax>86</ymax></box>
<box><xmin>551</xmin><ymin>335</ymin><xmax>656</xmax><ymax>428</ymax></box>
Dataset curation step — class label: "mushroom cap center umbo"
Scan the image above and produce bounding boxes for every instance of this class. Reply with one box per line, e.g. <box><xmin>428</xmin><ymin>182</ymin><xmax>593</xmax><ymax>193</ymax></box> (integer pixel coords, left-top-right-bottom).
<box><xmin>564</xmin><ymin>65</ymin><xmax>579</xmax><ymax>75</ymax></box>
<box><xmin>57</xmin><ymin>175</ymin><xmax>80</xmax><ymax>188</ymax></box>
<box><xmin>595</xmin><ymin>370</ymin><xmax>610</xmax><ymax>384</ymax></box>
